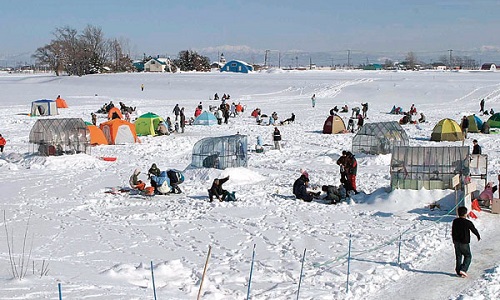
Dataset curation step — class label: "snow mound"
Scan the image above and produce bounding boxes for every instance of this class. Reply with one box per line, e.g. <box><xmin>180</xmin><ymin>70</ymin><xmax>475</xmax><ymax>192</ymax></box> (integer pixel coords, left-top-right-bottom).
<box><xmin>102</xmin><ymin>260</ymin><xmax>195</xmax><ymax>290</ymax></box>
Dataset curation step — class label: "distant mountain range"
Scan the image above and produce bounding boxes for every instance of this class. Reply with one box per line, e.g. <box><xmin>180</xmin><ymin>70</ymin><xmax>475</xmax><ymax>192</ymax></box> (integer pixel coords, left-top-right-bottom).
<box><xmin>197</xmin><ymin>45</ymin><xmax>500</xmax><ymax>68</ymax></box>
<box><xmin>2</xmin><ymin>45</ymin><xmax>499</xmax><ymax>68</ymax></box>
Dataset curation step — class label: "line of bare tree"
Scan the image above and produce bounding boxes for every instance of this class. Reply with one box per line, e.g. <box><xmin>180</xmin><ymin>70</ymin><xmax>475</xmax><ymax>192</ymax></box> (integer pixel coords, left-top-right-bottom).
<box><xmin>32</xmin><ymin>25</ymin><xmax>133</xmax><ymax>76</ymax></box>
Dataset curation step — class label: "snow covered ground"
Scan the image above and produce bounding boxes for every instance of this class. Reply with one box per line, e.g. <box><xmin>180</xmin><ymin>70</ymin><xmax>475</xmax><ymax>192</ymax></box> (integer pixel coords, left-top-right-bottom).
<box><xmin>0</xmin><ymin>70</ymin><xmax>499</xmax><ymax>299</ymax></box>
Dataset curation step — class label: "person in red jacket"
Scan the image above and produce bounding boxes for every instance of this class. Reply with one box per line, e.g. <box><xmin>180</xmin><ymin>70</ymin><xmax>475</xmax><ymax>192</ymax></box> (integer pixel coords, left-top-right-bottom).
<box><xmin>0</xmin><ymin>134</ymin><xmax>6</xmax><ymax>152</ymax></box>
<box><xmin>345</xmin><ymin>152</ymin><xmax>358</xmax><ymax>194</ymax></box>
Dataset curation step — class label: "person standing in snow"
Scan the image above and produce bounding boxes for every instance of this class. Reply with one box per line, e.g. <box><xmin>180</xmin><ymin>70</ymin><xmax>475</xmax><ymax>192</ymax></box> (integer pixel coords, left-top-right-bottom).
<box><xmin>273</xmin><ymin>127</ymin><xmax>282</xmax><ymax>150</ymax></box>
<box><xmin>141</xmin><ymin>84</ymin><xmax>144</xmax><ymax>91</ymax></box>
<box><xmin>173</xmin><ymin>104</ymin><xmax>181</xmax><ymax>121</ymax></box>
<box><xmin>345</xmin><ymin>152</ymin><xmax>357</xmax><ymax>194</ymax></box>
<box><xmin>336</xmin><ymin>151</ymin><xmax>348</xmax><ymax>185</ymax></box>
<box><xmin>180</xmin><ymin>107</ymin><xmax>186</xmax><ymax>133</ymax></box>
<box><xmin>0</xmin><ymin>134</ymin><xmax>6</xmax><ymax>152</ymax></box>
<box><xmin>460</xmin><ymin>115</ymin><xmax>469</xmax><ymax>139</ymax></box>
<box><xmin>452</xmin><ymin>206</ymin><xmax>480</xmax><ymax>277</ymax></box>
<box><xmin>479</xmin><ymin>98</ymin><xmax>485</xmax><ymax>113</ymax></box>
<box><xmin>311</xmin><ymin>94</ymin><xmax>316</xmax><ymax>108</ymax></box>
<box><xmin>361</xmin><ymin>102</ymin><xmax>369</xmax><ymax>118</ymax></box>
<box><xmin>472</xmin><ymin>139</ymin><xmax>481</xmax><ymax>155</ymax></box>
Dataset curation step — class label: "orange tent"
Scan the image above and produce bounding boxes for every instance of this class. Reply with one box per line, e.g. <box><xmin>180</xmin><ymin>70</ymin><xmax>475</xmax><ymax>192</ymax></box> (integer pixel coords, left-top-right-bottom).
<box><xmin>99</xmin><ymin>119</ymin><xmax>139</xmax><ymax>144</ymax></box>
<box><xmin>107</xmin><ymin>107</ymin><xmax>123</xmax><ymax>120</ymax></box>
<box><xmin>86</xmin><ymin>124</ymin><xmax>108</xmax><ymax>145</ymax></box>
<box><xmin>55</xmin><ymin>96</ymin><xmax>68</xmax><ymax>108</ymax></box>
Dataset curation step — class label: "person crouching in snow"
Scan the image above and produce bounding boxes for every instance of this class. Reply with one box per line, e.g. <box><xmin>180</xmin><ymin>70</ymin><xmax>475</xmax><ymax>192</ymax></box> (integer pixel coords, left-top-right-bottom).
<box><xmin>208</xmin><ymin>176</ymin><xmax>232</xmax><ymax>202</ymax></box>
<box><xmin>129</xmin><ymin>168</ymin><xmax>146</xmax><ymax>190</ymax></box>
<box><xmin>293</xmin><ymin>174</ymin><xmax>319</xmax><ymax>202</ymax></box>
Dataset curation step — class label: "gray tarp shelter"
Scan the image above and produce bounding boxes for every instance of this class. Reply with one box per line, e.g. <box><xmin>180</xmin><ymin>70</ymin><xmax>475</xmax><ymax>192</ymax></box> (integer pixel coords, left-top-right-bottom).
<box><xmin>390</xmin><ymin>146</ymin><xmax>470</xmax><ymax>190</ymax></box>
<box><xmin>191</xmin><ymin>134</ymin><xmax>248</xmax><ymax>169</ymax></box>
<box><xmin>29</xmin><ymin>118</ymin><xmax>91</xmax><ymax>156</ymax></box>
<box><xmin>352</xmin><ymin>121</ymin><xmax>409</xmax><ymax>155</ymax></box>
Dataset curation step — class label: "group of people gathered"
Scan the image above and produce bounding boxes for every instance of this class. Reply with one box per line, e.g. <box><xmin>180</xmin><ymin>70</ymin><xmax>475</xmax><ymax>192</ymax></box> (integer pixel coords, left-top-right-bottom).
<box><xmin>292</xmin><ymin>151</ymin><xmax>358</xmax><ymax>205</ymax></box>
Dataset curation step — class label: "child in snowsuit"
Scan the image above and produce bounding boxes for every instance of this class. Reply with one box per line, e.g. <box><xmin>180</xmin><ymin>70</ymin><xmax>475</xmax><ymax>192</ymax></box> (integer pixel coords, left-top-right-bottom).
<box><xmin>129</xmin><ymin>168</ymin><xmax>146</xmax><ymax>190</ymax></box>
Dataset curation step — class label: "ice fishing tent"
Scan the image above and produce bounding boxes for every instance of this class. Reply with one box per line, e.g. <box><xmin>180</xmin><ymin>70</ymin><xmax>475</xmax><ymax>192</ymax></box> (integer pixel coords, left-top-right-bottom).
<box><xmin>194</xmin><ymin>111</ymin><xmax>217</xmax><ymax>126</ymax></box>
<box><xmin>135</xmin><ymin>112</ymin><xmax>164</xmax><ymax>136</ymax></box>
<box><xmin>55</xmin><ymin>97</ymin><xmax>68</xmax><ymax>108</ymax></box>
<box><xmin>323</xmin><ymin>115</ymin><xmax>346</xmax><ymax>134</ymax></box>
<box><xmin>390</xmin><ymin>146</ymin><xmax>470</xmax><ymax>190</ymax></box>
<box><xmin>29</xmin><ymin>118</ymin><xmax>90</xmax><ymax>156</ymax></box>
<box><xmin>351</xmin><ymin>121</ymin><xmax>409</xmax><ymax>155</ymax></box>
<box><xmin>191</xmin><ymin>134</ymin><xmax>248</xmax><ymax>169</ymax></box>
<box><xmin>30</xmin><ymin>99</ymin><xmax>58</xmax><ymax>117</ymax></box>
<box><xmin>486</xmin><ymin>113</ymin><xmax>500</xmax><ymax>128</ymax></box>
<box><xmin>467</xmin><ymin>115</ymin><xmax>483</xmax><ymax>133</ymax></box>
<box><xmin>430</xmin><ymin>118</ymin><xmax>463</xmax><ymax>141</ymax></box>
<box><xmin>85</xmin><ymin>122</ymin><xmax>108</xmax><ymax>145</ymax></box>
<box><xmin>107</xmin><ymin>107</ymin><xmax>123</xmax><ymax>120</ymax></box>
<box><xmin>99</xmin><ymin>119</ymin><xmax>139</xmax><ymax>145</ymax></box>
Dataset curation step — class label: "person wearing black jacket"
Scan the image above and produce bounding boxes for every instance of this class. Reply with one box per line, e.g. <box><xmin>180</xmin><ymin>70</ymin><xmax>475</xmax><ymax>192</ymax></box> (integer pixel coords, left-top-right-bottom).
<box><xmin>292</xmin><ymin>174</ymin><xmax>319</xmax><ymax>202</ymax></box>
<box><xmin>273</xmin><ymin>127</ymin><xmax>282</xmax><ymax>150</ymax></box>
<box><xmin>208</xmin><ymin>176</ymin><xmax>229</xmax><ymax>202</ymax></box>
<box><xmin>452</xmin><ymin>206</ymin><xmax>481</xmax><ymax>277</ymax></box>
<box><xmin>472</xmin><ymin>139</ymin><xmax>481</xmax><ymax>154</ymax></box>
<box><xmin>460</xmin><ymin>116</ymin><xmax>469</xmax><ymax>139</ymax></box>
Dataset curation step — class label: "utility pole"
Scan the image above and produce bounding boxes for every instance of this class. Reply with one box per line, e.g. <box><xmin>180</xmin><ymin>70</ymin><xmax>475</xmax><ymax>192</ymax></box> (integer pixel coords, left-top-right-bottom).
<box><xmin>448</xmin><ymin>49</ymin><xmax>453</xmax><ymax>71</ymax></box>
<box><xmin>264</xmin><ymin>50</ymin><xmax>270</xmax><ymax>68</ymax></box>
<box><xmin>278</xmin><ymin>52</ymin><xmax>281</xmax><ymax>69</ymax></box>
<box><xmin>347</xmin><ymin>50</ymin><xmax>351</xmax><ymax>69</ymax></box>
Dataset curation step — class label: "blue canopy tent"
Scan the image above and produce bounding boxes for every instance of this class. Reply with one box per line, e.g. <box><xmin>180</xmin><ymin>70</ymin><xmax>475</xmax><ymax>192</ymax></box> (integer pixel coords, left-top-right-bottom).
<box><xmin>194</xmin><ymin>111</ymin><xmax>217</xmax><ymax>126</ymax></box>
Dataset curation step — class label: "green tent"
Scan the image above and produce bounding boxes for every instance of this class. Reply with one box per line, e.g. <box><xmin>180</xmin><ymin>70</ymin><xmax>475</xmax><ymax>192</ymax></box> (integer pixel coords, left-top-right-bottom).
<box><xmin>134</xmin><ymin>112</ymin><xmax>164</xmax><ymax>136</ymax></box>
<box><xmin>487</xmin><ymin>113</ymin><xmax>500</xmax><ymax>128</ymax></box>
<box><xmin>467</xmin><ymin>115</ymin><xmax>483</xmax><ymax>133</ymax></box>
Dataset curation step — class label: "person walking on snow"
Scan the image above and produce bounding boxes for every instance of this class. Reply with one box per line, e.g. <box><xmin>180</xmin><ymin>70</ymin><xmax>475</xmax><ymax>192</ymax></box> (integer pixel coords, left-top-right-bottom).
<box><xmin>479</xmin><ymin>98</ymin><xmax>485</xmax><ymax>113</ymax></box>
<box><xmin>273</xmin><ymin>127</ymin><xmax>282</xmax><ymax>150</ymax></box>
<box><xmin>452</xmin><ymin>206</ymin><xmax>480</xmax><ymax>278</ymax></box>
<box><xmin>141</xmin><ymin>84</ymin><xmax>144</xmax><ymax>91</ymax></box>
<box><xmin>311</xmin><ymin>94</ymin><xmax>316</xmax><ymax>108</ymax></box>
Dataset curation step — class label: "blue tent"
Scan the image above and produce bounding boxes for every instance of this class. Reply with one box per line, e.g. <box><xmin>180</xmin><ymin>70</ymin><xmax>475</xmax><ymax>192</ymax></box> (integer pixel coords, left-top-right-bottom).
<box><xmin>467</xmin><ymin>114</ymin><xmax>483</xmax><ymax>133</ymax></box>
<box><xmin>194</xmin><ymin>111</ymin><xmax>217</xmax><ymax>125</ymax></box>
<box><xmin>31</xmin><ymin>99</ymin><xmax>58</xmax><ymax>116</ymax></box>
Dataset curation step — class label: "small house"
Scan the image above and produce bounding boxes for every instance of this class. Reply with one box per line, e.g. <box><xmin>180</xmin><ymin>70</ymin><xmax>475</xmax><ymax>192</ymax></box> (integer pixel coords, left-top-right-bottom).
<box><xmin>220</xmin><ymin>60</ymin><xmax>253</xmax><ymax>73</ymax></box>
<box><xmin>144</xmin><ymin>57</ymin><xmax>174</xmax><ymax>72</ymax></box>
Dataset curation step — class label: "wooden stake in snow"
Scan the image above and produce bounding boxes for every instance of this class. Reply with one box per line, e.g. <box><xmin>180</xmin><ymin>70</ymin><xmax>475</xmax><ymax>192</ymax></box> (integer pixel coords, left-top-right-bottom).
<box><xmin>197</xmin><ymin>245</ymin><xmax>212</xmax><ymax>300</ymax></box>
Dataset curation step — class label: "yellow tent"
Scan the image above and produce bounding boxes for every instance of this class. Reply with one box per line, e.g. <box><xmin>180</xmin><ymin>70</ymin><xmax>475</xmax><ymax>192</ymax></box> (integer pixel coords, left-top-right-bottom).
<box><xmin>322</xmin><ymin>115</ymin><xmax>346</xmax><ymax>134</ymax></box>
<box><xmin>430</xmin><ymin>118</ymin><xmax>464</xmax><ymax>141</ymax></box>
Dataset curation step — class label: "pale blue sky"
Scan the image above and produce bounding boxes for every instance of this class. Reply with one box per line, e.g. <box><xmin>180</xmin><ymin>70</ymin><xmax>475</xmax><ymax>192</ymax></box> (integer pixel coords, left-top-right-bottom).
<box><xmin>1</xmin><ymin>0</ymin><xmax>499</xmax><ymax>58</ymax></box>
